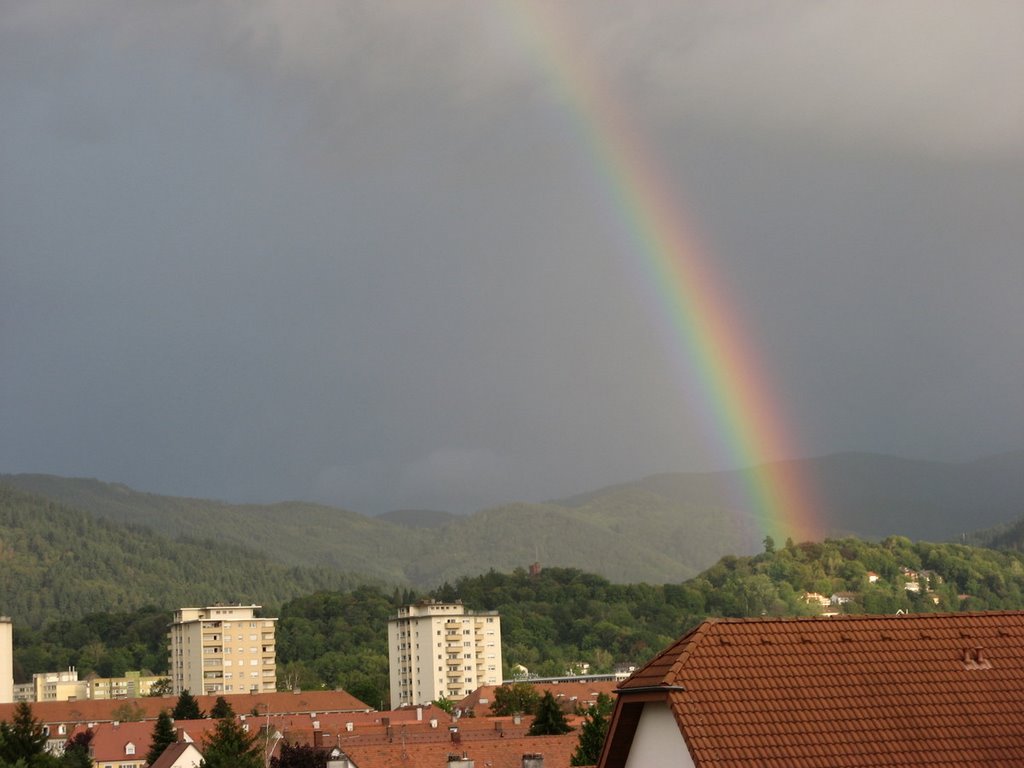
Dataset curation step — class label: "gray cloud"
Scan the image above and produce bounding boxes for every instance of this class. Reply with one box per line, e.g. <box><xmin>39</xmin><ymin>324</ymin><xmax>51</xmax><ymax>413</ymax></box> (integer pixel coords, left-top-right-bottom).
<box><xmin>2</xmin><ymin>2</ymin><xmax>1021</xmax><ymax>513</ymax></box>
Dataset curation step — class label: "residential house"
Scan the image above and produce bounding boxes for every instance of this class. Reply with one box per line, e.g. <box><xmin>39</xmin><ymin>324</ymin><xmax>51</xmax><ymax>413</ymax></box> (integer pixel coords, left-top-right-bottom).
<box><xmin>830</xmin><ymin>591</ymin><xmax>858</xmax><ymax>606</ymax></box>
<box><xmin>457</xmin><ymin>681</ymin><xmax>618</xmax><ymax>717</ymax></box>
<box><xmin>801</xmin><ymin>592</ymin><xmax>831</xmax><ymax>608</ymax></box>
<box><xmin>598</xmin><ymin>611</ymin><xmax>1024</xmax><ymax>767</ymax></box>
<box><xmin>85</xmin><ymin>720</ymin><xmax>154</xmax><ymax>768</ymax></box>
<box><xmin>0</xmin><ymin>689</ymin><xmax>372</xmax><ymax>742</ymax></box>
<box><xmin>148</xmin><ymin>742</ymin><xmax>203</xmax><ymax>768</ymax></box>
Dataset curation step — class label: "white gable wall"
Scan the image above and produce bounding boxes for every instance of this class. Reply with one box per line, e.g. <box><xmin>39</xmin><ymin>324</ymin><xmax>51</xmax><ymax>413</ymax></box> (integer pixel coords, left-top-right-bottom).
<box><xmin>623</xmin><ymin>701</ymin><xmax>695</xmax><ymax>768</ymax></box>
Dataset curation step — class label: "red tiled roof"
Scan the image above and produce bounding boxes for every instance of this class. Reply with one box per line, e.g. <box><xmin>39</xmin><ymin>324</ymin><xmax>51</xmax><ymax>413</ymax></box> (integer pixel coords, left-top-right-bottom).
<box><xmin>147</xmin><ymin>741</ymin><xmax>203</xmax><ymax>768</ymax></box>
<box><xmin>84</xmin><ymin>720</ymin><xmax>153</xmax><ymax>762</ymax></box>
<box><xmin>457</xmin><ymin>682</ymin><xmax>618</xmax><ymax>714</ymax></box>
<box><xmin>0</xmin><ymin>689</ymin><xmax>370</xmax><ymax>728</ymax></box>
<box><xmin>605</xmin><ymin>611</ymin><xmax>1024</xmax><ymax>767</ymax></box>
<box><xmin>275</xmin><ymin>712</ymin><xmax>584</xmax><ymax>767</ymax></box>
<box><xmin>341</xmin><ymin>733</ymin><xmax>578</xmax><ymax>768</ymax></box>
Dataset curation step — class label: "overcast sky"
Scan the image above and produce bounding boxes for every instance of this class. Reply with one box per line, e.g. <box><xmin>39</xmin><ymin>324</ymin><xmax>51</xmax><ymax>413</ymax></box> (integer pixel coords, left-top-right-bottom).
<box><xmin>2</xmin><ymin>2</ymin><xmax>1022</xmax><ymax>514</ymax></box>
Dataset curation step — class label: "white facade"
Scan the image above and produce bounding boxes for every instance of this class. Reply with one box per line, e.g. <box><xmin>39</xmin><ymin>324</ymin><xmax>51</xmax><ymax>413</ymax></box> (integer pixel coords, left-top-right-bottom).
<box><xmin>0</xmin><ymin>617</ymin><xmax>12</xmax><ymax>704</ymax></box>
<box><xmin>623</xmin><ymin>702</ymin><xmax>694</xmax><ymax>768</ymax></box>
<box><xmin>388</xmin><ymin>601</ymin><xmax>502</xmax><ymax>707</ymax></box>
<box><xmin>168</xmin><ymin>605</ymin><xmax>276</xmax><ymax>696</ymax></box>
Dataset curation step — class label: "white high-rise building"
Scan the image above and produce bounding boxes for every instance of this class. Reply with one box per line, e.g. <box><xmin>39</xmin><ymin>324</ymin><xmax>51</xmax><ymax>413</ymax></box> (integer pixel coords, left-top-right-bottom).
<box><xmin>0</xmin><ymin>617</ymin><xmax>13</xmax><ymax>704</ymax></box>
<box><xmin>388</xmin><ymin>601</ymin><xmax>502</xmax><ymax>707</ymax></box>
<box><xmin>168</xmin><ymin>605</ymin><xmax>276</xmax><ymax>696</ymax></box>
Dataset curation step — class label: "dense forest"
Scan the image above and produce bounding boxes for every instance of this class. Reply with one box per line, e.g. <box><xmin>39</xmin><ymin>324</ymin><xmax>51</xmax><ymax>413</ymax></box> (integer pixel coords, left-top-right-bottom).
<box><xmin>9</xmin><ymin>453</ymin><xmax>1021</xmax><ymax>590</ymax></box>
<box><xmin>13</xmin><ymin>535</ymin><xmax>1024</xmax><ymax>710</ymax></box>
<box><xmin>0</xmin><ymin>484</ymin><xmax>366</xmax><ymax>629</ymax></box>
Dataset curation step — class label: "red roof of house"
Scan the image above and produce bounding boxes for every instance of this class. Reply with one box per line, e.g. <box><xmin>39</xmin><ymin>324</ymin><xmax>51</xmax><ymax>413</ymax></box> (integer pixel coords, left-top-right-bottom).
<box><xmin>145</xmin><ymin>741</ymin><xmax>203</xmax><ymax>768</ymax></box>
<box><xmin>339</xmin><ymin>732</ymin><xmax>579</xmax><ymax>768</ymax></box>
<box><xmin>83</xmin><ymin>720</ymin><xmax>153</xmax><ymax>763</ymax></box>
<box><xmin>457</xmin><ymin>682</ymin><xmax>618</xmax><ymax>715</ymax></box>
<box><xmin>275</xmin><ymin>712</ymin><xmax>584</xmax><ymax>767</ymax></box>
<box><xmin>602</xmin><ymin>611</ymin><xmax>1024</xmax><ymax>767</ymax></box>
<box><xmin>0</xmin><ymin>689</ymin><xmax>370</xmax><ymax>728</ymax></box>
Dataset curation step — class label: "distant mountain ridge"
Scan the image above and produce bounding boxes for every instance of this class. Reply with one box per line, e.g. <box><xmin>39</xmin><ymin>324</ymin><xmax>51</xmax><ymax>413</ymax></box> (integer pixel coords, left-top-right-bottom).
<box><xmin>4</xmin><ymin>450</ymin><xmax>1022</xmax><ymax>593</ymax></box>
<box><xmin>0</xmin><ymin>484</ymin><xmax>363</xmax><ymax>630</ymax></box>
<box><xmin>375</xmin><ymin>509</ymin><xmax>460</xmax><ymax>528</ymax></box>
<box><xmin>557</xmin><ymin>450</ymin><xmax>1024</xmax><ymax>542</ymax></box>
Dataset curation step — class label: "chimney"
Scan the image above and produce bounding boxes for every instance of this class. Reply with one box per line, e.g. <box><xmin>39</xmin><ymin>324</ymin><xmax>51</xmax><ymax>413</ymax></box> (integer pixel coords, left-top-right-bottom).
<box><xmin>522</xmin><ymin>755</ymin><xmax>544</xmax><ymax>768</ymax></box>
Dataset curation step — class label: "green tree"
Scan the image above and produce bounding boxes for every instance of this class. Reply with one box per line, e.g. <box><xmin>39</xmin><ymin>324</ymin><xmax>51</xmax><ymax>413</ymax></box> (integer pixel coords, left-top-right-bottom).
<box><xmin>147</xmin><ymin>678</ymin><xmax>173</xmax><ymax>697</ymax></box>
<box><xmin>528</xmin><ymin>691</ymin><xmax>571</xmax><ymax>736</ymax></box>
<box><xmin>209</xmin><ymin>697</ymin><xmax>234</xmax><ymax>719</ymax></box>
<box><xmin>269</xmin><ymin>742</ymin><xmax>329</xmax><ymax>768</ymax></box>
<box><xmin>490</xmin><ymin>683</ymin><xmax>540</xmax><ymax>716</ymax></box>
<box><xmin>61</xmin><ymin>731</ymin><xmax>94</xmax><ymax>768</ymax></box>
<box><xmin>200</xmin><ymin>717</ymin><xmax>262</xmax><ymax>768</ymax></box>
<box><xmin>172</xmin><ymin>690</ymin><xmax>204</xmax><ymax>720</ymax></box>
<box><xmin>432</xmin><ymin>695</ymin><xmax>454</xmax><ymax>715</ymax></box>
<box><xmin>571</xmin><ymin>693</ymin><xmax>613</xmax><ymax>766</ymax></box>
<box><xmin>145</xmin><ymin>711</ymin><xmax>177</xmax><ymax>766</ymax></box>
<box><xmin>110</xmin><ymin>701</ymin><xmax>145</xmax><ymax>722</ymax></box>
<box><xmin>0</xmin><ymin>702</ymin><xmax>50</xmax><ymax>765</ymax></box>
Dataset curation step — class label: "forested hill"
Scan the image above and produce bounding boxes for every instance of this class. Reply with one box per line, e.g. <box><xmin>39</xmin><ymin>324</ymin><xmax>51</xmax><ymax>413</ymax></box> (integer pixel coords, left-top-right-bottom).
<box><xmin>557</xmin><ymin>450</ymin><xmax>1024</xmax><ymax>542</ymax></box>
<box><xmin>0</xmin><ymin>476</ymin><xmax>718</xmax><ymax>584</ymax></box>
<box><xmin>14</xmin><ymin>536</ymin><xmax>1024</xmax><ymax>710</ymax></box>
<box><xmin>0</xmin><ymin>484</ymin><xmax>365</xmax><ymax>629</ymax></box>
<box><xmin>4</xmin><ymin>450</ymin><xmax>1024</xmax><ymax>589</ymax></box>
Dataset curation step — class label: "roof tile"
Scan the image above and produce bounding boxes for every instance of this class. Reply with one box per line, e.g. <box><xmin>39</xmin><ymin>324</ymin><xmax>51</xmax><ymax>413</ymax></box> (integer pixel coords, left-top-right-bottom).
<box><xmin>612</xmin><ymin>611</ymin><xmax>1024</xmax><ymax>767</ymax></box>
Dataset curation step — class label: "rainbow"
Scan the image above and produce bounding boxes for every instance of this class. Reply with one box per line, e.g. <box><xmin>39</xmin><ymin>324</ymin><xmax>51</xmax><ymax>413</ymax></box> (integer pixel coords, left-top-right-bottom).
<box><xmin>507</xmin><ymin>3</ymin><xmax>822</xmax><ymax>544</ymax></box>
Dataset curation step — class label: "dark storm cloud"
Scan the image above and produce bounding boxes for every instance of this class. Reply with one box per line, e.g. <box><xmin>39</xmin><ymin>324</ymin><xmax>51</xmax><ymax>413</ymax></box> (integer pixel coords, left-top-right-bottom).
<box><xmin>2</xmin><ymin>2</ymin><xmax>1021</xmax><ymax>513</ymax></box>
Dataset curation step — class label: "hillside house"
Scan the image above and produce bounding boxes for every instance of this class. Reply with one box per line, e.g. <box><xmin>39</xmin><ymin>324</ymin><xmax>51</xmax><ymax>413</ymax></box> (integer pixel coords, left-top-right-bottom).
<box><xmin>801</xmin><ymin>592</ymin><xmax>831</xmax><ymax>608</ymax></box>
<box><xmin>598</xmin><ymin>611</ymin><xmax>1024</xmax><ymax>767</ymax></box>
<box><xmin>830</xmin><ymin>591</ymin><xmax>857</xmax><ymax>606</ymax></box>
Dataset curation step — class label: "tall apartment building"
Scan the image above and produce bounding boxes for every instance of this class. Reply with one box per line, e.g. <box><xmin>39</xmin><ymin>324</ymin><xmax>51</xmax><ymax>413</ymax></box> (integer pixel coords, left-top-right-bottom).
<box><xmin>168</xmin><ymin>605</ymin><xmax>276</xmax><ymax>696</ymax></box>
<box><xmin>388</xmin><ymin>601</ymin><xmax>502</xmax><ymax>707</ymax></box>
<box><xmin>0</xmin><ymin>616</ymin><xmax>12</xmax><ymax>704</ymax></box>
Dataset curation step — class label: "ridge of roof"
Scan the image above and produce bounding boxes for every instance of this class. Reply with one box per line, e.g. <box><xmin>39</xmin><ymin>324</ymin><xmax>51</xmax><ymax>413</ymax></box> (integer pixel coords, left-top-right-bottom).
<box><xmin>618</xmin><ymin>619</ymin><xmax>720</xmax><ymax>690</ymax></box>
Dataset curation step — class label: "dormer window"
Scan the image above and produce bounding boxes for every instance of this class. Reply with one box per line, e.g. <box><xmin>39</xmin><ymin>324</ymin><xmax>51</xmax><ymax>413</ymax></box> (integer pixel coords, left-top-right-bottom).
<box><xmin>125</xmin><ymin>743</ymin><xmax>135</xmax><ymax>756</ymax></box>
